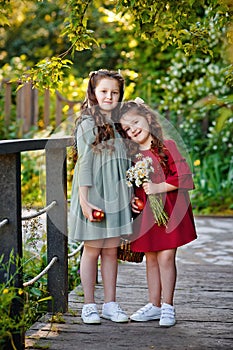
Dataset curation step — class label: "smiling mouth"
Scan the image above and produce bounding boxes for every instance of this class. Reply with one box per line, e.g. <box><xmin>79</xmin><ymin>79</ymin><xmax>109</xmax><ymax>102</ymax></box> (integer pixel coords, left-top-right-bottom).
<box><xmin>133</xmin><ymin>130</ymin><xmax>141</xmax><ymax>138</ymax></box>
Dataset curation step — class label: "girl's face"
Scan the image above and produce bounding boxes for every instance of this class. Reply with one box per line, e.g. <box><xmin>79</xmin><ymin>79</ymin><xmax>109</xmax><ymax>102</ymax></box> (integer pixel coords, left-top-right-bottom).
<box><xmin>95</xmin><ymin>78</ymin><xmax>121</xmax><ymax>114</ymax></box>
<box><xmin>120</xmin><ymin>110</ymin><xmax>153</xmax><ymax>149</ymax></box>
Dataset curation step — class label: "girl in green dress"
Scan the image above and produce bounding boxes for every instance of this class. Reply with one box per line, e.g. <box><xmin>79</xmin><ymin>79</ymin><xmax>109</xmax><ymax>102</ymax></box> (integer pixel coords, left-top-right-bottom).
<box><xmin>69</xmin><ymin>70</ymin><xmax>132</xmax><ymax>324</ymax></box>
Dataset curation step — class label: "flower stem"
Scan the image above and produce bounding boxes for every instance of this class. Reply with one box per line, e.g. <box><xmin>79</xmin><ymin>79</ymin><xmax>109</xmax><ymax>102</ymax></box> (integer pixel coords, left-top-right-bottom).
<box><xmin>148</xmin><ymin>194</ymin><xmax>169</xmax><ymax>226</ymax></box>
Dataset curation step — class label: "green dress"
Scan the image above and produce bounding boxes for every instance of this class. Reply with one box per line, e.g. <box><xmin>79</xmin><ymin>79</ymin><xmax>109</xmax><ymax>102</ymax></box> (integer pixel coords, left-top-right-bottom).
<box><xmin>69</xmin><ymin>115</ymin><xmax>132</xmax><ymax>242</ymax></box>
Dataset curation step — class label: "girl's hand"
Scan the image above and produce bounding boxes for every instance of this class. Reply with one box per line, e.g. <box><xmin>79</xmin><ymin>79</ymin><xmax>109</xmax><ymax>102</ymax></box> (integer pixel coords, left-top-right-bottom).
<box><xmin>131</xmin><ymin>196</ymin><xmax>142</xmax><ymax>213</ymax></box>
<box><xmin>142</xmin><ymin>182</ymin><xmax>158</xmax><ymax>195</ymax></box>
<box><xmin>80</xmin><ymin>199</ymin><xmax>103</xmax><ymax>222</ymax></box>
<box><xmin>142</xmin><ymin>181</ymin><xmax>178</xmax><ymax>195</ymax></box>
<box><xmin>79</xmin><ymin>186</ymin><xmax>103</xmax><ymax>221</ymax></box>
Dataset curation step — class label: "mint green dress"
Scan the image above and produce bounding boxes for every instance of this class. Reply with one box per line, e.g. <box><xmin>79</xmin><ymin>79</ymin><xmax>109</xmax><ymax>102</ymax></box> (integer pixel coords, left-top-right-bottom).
<box><xmin>69</xmin><ymin>115</ymin><xmax>132</xmax><ymax>242</ymax></box>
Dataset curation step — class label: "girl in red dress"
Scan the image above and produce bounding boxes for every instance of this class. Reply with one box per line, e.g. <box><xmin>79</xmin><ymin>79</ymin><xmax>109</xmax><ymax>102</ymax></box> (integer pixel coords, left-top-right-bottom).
<box><xmin>117</xmin><ymin>100</ymin><xmax>197</xmax><ymax>327</ymax></box>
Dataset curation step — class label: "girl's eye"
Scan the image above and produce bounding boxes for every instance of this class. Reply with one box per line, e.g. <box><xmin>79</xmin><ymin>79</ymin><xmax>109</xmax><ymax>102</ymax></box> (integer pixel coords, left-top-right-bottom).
<box><xmin>122</xmin><ymin>126</ymin><xmax>130</xmax><ymax>132</ymax></box>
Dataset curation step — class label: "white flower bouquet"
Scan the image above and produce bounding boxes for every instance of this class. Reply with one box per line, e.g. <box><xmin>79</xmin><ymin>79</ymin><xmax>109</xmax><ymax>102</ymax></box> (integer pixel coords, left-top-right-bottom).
<box><xmin>126</xmin><ymin>153</ymin><xmax>169</xmax><ymax>226</ymax></box>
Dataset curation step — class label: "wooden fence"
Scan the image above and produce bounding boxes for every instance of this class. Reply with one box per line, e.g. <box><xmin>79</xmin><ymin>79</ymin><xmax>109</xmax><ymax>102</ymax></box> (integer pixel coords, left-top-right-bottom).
<box><xmin>1</xmin><ymin>79</ymin><xmax>80</xmax><ymax>134</ymax></box>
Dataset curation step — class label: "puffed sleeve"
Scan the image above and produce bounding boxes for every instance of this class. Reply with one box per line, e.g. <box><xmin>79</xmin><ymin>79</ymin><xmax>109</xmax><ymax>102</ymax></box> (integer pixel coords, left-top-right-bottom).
<box><xmin>164</xmin><ymin>139</ymin><xmax>194</xmax><ymax>190</ymax></box>
<box><xmin>76</xmin><ymin>115</ymin><xmax>95</xmax><ymax>186</ymax></box>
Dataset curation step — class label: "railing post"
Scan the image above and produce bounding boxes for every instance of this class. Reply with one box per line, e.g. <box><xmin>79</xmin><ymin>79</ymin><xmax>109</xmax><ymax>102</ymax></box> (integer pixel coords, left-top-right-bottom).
<box><xmin>0</xmin><ymin>153</ymin><xmax>24</xmax><ymax>350</ymax></box>
<box><xmin>46</xmin><ymin>144</ymin><xmax>68</xmax><ymax>313</ymax></box>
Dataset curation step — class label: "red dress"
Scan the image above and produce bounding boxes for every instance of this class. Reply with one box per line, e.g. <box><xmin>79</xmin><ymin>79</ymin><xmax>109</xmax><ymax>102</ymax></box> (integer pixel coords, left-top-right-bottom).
<box><xmin>130</xmin><ymin>139</ymin><xmax>197</xmax><ymax>252</ymax></box>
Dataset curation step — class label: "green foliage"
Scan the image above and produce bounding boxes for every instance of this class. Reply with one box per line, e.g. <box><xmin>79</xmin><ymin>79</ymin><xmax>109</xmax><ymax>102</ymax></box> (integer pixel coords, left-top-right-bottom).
<box><xmin>18</xmin><ymin>57</ymin><xmax>73</xmax><ymax>93</ymax></box>
<box><xmin>61</xmin><ymin>0</ymin><xmax>98</xmax><ymax>53</ymax></box>
<box><xmin>0</xmin><ymin>252</ymin><xmax>29</xmax><ymax>349</ymax></box>
<box><xmin>191</xmin><ymin>154</ymin><xmax>233</xmax><ymax>214</ymax></box>
<box><xmin>1</xmin><ymin>0</ymin><xmax>233</xmax><ymax>90</ymax></box>
<box><xmin>0</xmin><ymin>0</ymin><xmax>12</xmax><ymax>27</ymax></box>
<box><xmin>21</xmin><ymin>151</ymin><xmax>45</xmax><ymax>207</ymax></box>
<box><xmin>0</xmin><ymin>0</ymin><xmax>68</xmax><ymax>65</ymax></box>
<box><xmin>22</xmin><ymin>223</ymin><xmax>51</xmax><ymax>329</ymax></box>
<box><xmin>0</xmin><ymin>284</ymin><xmax>24</xmax><ymax>349</ymax></box>
<box><xmin>151</xmin><ymin>46</ymin><xmax>233</xmax><ymax>215</ymax></box>
<box><xmin>225</xmin><ymin>64</ymin><xmax>233</xmax><ymax>87</ymax></box>
<box><xmin>0</xmin><ymin>114</ymin><xmax>23</xmax><ymax>140</ymax></box>
<box><xmin>117</xmin><ymin>0</ymin><xmax>231</xmax><ymax>55</ymax></box>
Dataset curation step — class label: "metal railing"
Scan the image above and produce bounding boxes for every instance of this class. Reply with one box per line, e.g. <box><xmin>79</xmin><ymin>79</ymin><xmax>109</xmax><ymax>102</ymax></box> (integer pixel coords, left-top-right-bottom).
<box><xmin>0</xmin><ymin>137</ymin><xmax>75</xmax><ymax>350</ymax></box>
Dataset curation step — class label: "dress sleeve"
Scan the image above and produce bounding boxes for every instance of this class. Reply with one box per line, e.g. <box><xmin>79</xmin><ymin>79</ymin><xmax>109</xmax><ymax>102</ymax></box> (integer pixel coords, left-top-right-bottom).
<box><xmin>76</xmin><ymin>116</ymin><xmax>95</xmax><ymax>187</ymax></box>
<box><xmin>164</xmin><ymin>140</ymin><xmax>194</xmax><ymax>190</ymax></box>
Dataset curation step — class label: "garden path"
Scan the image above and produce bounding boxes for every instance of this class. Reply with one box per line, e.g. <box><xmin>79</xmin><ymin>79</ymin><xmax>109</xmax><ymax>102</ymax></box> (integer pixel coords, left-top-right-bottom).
<box><xmin>25</xmin><ymin>217</ymin><xmax>233</xmax><ymax>350</ymax></box>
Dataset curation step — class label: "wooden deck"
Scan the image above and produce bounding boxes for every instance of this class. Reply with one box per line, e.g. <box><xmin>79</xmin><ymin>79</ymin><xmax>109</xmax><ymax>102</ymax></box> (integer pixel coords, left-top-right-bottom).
<box><xmin>25</xmin><ymin>217</ymin><xmax>233</xmax><ymax>350</ymax></box>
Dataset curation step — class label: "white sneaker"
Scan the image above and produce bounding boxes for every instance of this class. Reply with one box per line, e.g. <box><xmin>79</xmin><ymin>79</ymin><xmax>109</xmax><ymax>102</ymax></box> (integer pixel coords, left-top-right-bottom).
<box><xmin>159</xmin><ymin>303</ymin><xmax>176</xmax><ymax>327</ymax></box>
<box><xmin>81</xmin><ymin>303</ymin><xmax>101</xmax><ymax>324</ymax></box>
<box><xmin>102</xmin><ymin>302</ymin><xmax>128</xmax><ymax>323</ymax></box>
<box><xmin>130</xmin><ymin>303</ymin><xmax>161</xmax><ymax>322</ymax></box>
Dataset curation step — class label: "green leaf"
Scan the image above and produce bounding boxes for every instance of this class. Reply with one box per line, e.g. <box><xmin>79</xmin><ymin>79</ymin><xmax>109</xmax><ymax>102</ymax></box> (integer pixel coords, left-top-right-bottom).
<box><xmin>215</xmin><ymin>107</ymin><xmax>232</xmax><ymax>133</ymax></box>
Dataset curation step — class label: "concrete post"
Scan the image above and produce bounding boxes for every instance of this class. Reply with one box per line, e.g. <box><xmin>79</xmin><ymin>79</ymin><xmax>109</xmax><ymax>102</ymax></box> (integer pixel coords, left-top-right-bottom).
<box><xmin>46</xmin><ymin>145</ymin><xmax>68</xmax><ymax>313</ymax></box>
<box><xmin>0</xmin><ymin>153</ymin><xmax>24</xmax><ymax>350</ymax></box>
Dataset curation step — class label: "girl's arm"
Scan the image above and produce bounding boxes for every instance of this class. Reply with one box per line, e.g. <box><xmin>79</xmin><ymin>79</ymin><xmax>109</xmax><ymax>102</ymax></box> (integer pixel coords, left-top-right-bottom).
<box><xmin>142</xmin><ymin>182</ymin><xmax>177</xmax><ymax>195</ymax></box>
<box><xmin>131</xmin><ymin>182</ymin><xmax>177</xmax><ymax>212</ymax></box>
<box><xmin>164</xmin><ymin>139</ymin><xmax>194</xmax><ymax>190</ymax></box>
<box><xmin>76</xmin><ymin>117</ymin><xmax>102</xmax><ymax>221</ymax></box>
<box><xmin>79</xmin><ymin>186</ymin><xmax>102</xmax><ymax>221</ymax></box>
<box><xmin>76</xmin><ymin>118</ymin><xmax>94</xmax><ymax>186</ymax></box>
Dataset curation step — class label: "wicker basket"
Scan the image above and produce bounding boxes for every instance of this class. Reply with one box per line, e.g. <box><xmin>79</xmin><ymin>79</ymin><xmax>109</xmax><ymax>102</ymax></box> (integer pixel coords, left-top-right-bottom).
<box><xmin>117</xmin><ymin>239</ymin><xmax>144</xmax><ymax>263</ymax></box>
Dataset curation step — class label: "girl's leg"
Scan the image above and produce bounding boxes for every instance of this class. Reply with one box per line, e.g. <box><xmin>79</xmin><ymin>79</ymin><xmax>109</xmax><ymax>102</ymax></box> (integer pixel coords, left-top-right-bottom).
<box><xmin>100</xmin><ymin>237</ymin><xmax>119</xmax><ymax>303</ymax></box>
<box><xmin>146</xmin><ymin>252</ymin><xmax>162</xmax><ymax>307</ymax></box>
<box><xmin>130</xmin><ymin>252</ymin><xmax>161</xmax><ymax>322</ymax></box>
<box><xmin>80</xmin><ymin>242</ymin><xmax>101</xmax><ymax>304</ymax></box>
<box><xmin>157</xmin><ymin>248</ymin><xmax>177</xmax><ymax>305</ymax></box>
<box><xmin>100</xmin><ymin>237</ymin><xmax>128</xmax><ymax>322</ymax></box>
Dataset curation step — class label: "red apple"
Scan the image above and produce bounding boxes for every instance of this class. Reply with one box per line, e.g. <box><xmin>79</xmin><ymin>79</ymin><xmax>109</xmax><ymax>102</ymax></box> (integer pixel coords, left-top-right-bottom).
<box><xmin>92</xmin><ymin>210</ymin><xmax>105</xmax><ymax>221</ymax></box>
<box><xmin>135</xmin><ymin>198</ymin><xmax>144</xmax><ymax>211</ymax></box>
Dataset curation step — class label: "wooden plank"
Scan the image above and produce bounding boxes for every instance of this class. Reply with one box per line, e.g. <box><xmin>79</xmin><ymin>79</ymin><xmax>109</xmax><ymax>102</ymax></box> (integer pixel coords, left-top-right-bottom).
<box><xmin>56</xmin><ymin>93</ymin><xmax>62</xmax><ymax>127</ymax></box>
<box><xmin>23</xmin><ymin>83</ymin><xmax>32</xmax><ymax>132</ymax></box>
<box><xmin>4</xmin><ymin>81</ymin><xmax>11</xmax><ymax>126</ymax></box>
<box><xmin>25</xmin><ymin>262</ymin><xmax>233</xmax><ymax>350</ymax></box>
<box><xmin>44</xmin><ymin>89</ymin><xmax>50</xmax><ymax>127</ymax></box>
<box><xmin>31</xmin><ymin>88</ymin><xmax>38</xmax><ymax>126</ymax></box>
